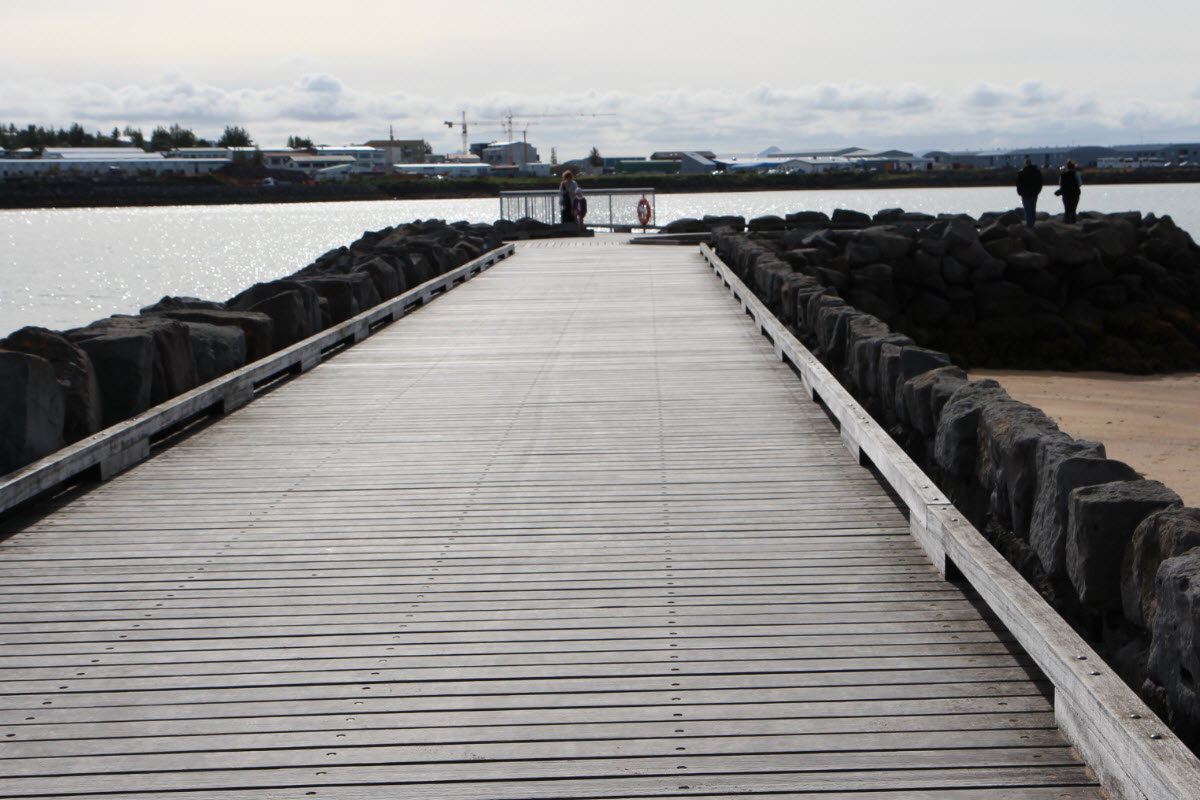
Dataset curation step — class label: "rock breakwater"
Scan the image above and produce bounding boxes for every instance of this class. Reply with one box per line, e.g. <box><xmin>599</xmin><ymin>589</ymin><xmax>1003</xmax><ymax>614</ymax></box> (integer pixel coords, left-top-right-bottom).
<box><xmin>1</xmin><ymin>219</ymin><xmax>502</xmax><ymax>478</ymax></box>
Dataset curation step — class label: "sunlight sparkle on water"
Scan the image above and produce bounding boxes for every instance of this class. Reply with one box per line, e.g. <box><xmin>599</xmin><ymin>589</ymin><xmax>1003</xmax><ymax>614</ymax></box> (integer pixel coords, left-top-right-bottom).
<box><xmin>2</xmin><ymin>186</ymin><xmax>1197</xmax><ymax>337</ymax></box>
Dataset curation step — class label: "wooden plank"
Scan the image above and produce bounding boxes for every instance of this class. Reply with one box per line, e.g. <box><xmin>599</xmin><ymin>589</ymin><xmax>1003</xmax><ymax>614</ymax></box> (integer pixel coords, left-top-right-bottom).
<box><xmin>0</xmin><ymin>239</ymin><xmax>1105</xmax><ymax>799</ymax></box>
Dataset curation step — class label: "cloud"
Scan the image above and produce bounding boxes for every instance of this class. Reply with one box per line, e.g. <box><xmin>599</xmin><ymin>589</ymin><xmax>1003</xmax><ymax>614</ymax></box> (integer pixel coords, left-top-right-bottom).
<box><xmin>3</xmin><ymin>72</ymin><xmax>1198</xmax><ymax>157</ymax></box>
<box><xmin>965</xmin><ymin>80</ymin><xmax>1069</xmax><ymax>112</ymax></box>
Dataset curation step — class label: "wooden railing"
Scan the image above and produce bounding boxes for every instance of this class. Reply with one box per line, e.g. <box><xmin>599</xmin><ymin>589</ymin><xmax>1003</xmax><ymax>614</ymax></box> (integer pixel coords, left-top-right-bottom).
<box><xmin>0</xmin><ymin>244</ymin><xmax>514</xmax><ymax>516</ymax></box>
<box><xmin>699</xmin><ymin>242</ymin><xmax>1200</xmax><ymax>800</ymax></box>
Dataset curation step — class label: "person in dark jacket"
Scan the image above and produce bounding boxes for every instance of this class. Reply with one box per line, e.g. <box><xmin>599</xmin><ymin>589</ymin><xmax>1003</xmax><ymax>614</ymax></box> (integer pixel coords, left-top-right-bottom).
<box><xmin>558</xmin><ymin>171</ymin><xmax>577</xmax><ymax>224</ymax></box>
<box><xmin>1054</xmin><ymin>159</ymin><xmax>1082</xmax><ymax>224</ymax></box>
<box><xmin>1016</xmin><ymin>157</ymin><xmax>1044</xmax><ymax>228</ymax></box>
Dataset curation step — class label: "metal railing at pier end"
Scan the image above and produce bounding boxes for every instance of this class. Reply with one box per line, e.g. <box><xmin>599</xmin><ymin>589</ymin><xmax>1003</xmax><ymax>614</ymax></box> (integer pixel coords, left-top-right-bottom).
<box><xmin>500</xmin><ymin>187</ymin><xmax>656</xmax><ymax>230</ymax></box>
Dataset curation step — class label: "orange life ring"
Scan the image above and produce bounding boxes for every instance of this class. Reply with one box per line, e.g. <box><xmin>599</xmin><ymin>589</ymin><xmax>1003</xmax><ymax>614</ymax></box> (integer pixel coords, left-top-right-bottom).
<box><xmin>637</xmin><ymin>197</ymin><xmax>652</xmax><ymax>226</ymax></box>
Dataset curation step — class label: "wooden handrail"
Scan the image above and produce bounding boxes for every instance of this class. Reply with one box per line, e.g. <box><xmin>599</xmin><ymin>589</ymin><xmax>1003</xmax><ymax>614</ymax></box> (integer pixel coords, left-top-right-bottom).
<box><xmin>699</xmin><ymin>241</ymin><xmax>1200</xmax><ymax>800</ymax></box>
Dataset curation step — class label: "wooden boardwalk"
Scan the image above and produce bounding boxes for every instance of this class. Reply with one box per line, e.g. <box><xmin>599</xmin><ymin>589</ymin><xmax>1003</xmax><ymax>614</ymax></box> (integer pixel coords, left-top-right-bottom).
<box><xmin>0</xmin><ymin>238</ymin><xmax>1104</xmax><ymax>799</ymax></box>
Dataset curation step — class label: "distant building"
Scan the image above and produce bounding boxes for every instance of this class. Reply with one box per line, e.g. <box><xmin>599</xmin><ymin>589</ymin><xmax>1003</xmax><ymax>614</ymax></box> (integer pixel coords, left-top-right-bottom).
<box><xmin>364</xmin><ymin>138</ymin><xmax>432</xmax><ymax>169</ymax></box>
<box><xmin>312</xmin><ymin>146</ymin><xmax>388</xmax><ymax>174</ymax></box>
<box><xmin>481</xmin><ymin>141</ymin><xmax>539</xmax><ymax>167</ymax></box>
<box><xmin>285</xmin><ymin>154</ymin><xmax>357</xmax><ymax>179</ymax></box>
<box><xmin>0</xmin><ymin>147</ymin><xmax>227</xmax><ymax>178</ymax></box>
<box><xmin>168</xmin><ymin>147</ymin><xmax>233</xmax><ymax>161</ymax></box>
<box><xmin>394</xmin><ymin>162</ymin><xmax>492</xmax><ymax>178</ymax></box>
<box><xmin>679</xmin><ymin>147</ymin><xmax>931</xmax><ymax>175</ymax></box>
<box><xmin>922</xmin><ymin>145</ymin><xmax>1140</xmax><ymax>170</ymax></box>
<box><xmin>615</xmin><ymin>159</ymin><xmax>680</xmax><ymax>175</ymax></box>
<box><xmin>227</xmin><ymin>148</ymin><xmax>295</xmax><ymax>170</ymax></box>
<box><xmin>680</xmin><ymin>152</ymin><xmax>718</xmax><ymax>174</ymax></box>
<box><xmin>1110</xmin><ymin>143</ymin><xmax>1200</xmax><ymax>166</ymax></box>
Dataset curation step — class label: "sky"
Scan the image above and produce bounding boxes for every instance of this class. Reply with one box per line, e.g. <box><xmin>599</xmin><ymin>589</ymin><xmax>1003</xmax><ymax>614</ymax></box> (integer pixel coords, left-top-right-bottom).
<box><xmin>3</xmin><ymin>0</ymin><xmax>1199</xmax><ymax>160</ymax></box>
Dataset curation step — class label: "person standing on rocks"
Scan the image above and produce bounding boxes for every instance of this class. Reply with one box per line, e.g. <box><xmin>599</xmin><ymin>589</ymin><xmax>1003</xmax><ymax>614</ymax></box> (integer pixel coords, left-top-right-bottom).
<box><xmin>1054</xmin><ymin>159</ymin><xmax>1082</xmax><ymax>224</ymax></box>
<box><xmin>558</xmin><ymin>170</ymin><xmax>577</xmax><ymax>224</ymax></box>
<box><xmin>1016</xmin><ymin>157</ymin><xmax>1044</xmax><ymax>228</ymax></box>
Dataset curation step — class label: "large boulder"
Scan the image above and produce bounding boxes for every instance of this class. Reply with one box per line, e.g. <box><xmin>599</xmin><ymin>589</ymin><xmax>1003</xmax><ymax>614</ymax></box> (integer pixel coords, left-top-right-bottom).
<box><xmin>879</xmin><ymin>345</ymin><xmax>952</xmax><ymax>425</ymax></box>
<box><xmin>140</xmin><ymin>296</ymin><xmax>226</xmax><ymax>314</ymax></box>
<box><xmin>147</xmin><ymin>309</ymin><xmax>274</xmax><ymax>363</ymax></box>
<box><xmin>1028</xmin><ymin>438</ymin><xmax>1140</xmax><ymax>580</ymax></box>
<box><xmin>69</xmin><ymin>330</ymin><xmax>155</xmax><ymax>428</ymax></box>
<box><xmin>900</xmin><ymin>365</ymin><xmax>968</xmax><ymax>436</ymax></box>
<box><xmin>2</xmin><ymin>326</ymin><xmax>101</xmax><ymax>444</ymax></box>
<box><xmin>978</xmin><ymin>399</ymin><xmax>1064</xmax><ymax>539</ymax></box>
<box><xmin>831</xmin><ymin>208</ymin><xmax>871</xmax><ymax>227</ymax></box>
<box><xmin>181</xmin><ymin>322</ymin><xmax>247</xmax><ymax>385</ymax></box>
<box><xmin>1066</xmin><ymin>480</ymin><xmax>1183</xmax><ymax>608</ymax></box>
<box><xmin>0</xmin><ymin>351</ymin><xmax>65</xmax><ymax>476</ymax></box>
<box><xmin>932</xmin><ymin>379</ymin><xmax>1009</xmax><ymax>478</ymax></box>
<box><xmin>297</xmin><ymin>276</ymin><xmax>369</xmax><ymax>325</ymax></box>
<box><xmin>354</xmin><ymin>257</ymin><xmax>403</xmax><ymax>301</ymax></box>
<box><xmin>227</xmin><ymin>280</ymin><xmax>323</xmax><ymax>341</ymax></box>
<box><xmin>1147</xmin><ymin>550</ymin><xmax>1200</xmax><ymax>737</ymax></box>
<box><xmin>858</xmin><ymin>227</ymin><xmax>913</xmax><ymax>260</ymax></box>
<box><xmin>69</xmin><ymin>316</ymin><xmax>198</xmax><ymax>407</ymax></box>
<box><xmin>244</xmin><ymin>290</ymin><xmax>312</xmax><ymax>351</ymax></box>
<box><xmin>1122</xmin><ymin>507</ymin><xmax>1200</xmax><ymax>627</ymax></box>
<box><xmin>397</xmin><ymin>252</ymin><xmax>436</xmax><ymax>289</ymax></box>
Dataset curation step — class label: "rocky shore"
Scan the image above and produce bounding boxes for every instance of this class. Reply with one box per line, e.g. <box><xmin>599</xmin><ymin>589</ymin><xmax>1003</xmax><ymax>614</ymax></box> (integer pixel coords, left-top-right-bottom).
<box><xmin>702</xmin><ymin>207</ymin><xmax>1200</xmax><ymax>749</ymax></box>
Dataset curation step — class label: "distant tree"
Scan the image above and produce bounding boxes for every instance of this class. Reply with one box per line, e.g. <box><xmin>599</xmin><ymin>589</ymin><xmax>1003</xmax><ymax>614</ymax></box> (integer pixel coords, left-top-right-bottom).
<box><xmin>149</xmin><ymin>124</ymin><xmax>198</xmax><ymax>151</ymax></box>
<box><xmin>124</xmin><ymin>126</ymin><xmax>146</xmax><ymax>149</ymax></box>
<box><xmin>588</xmin><ymin>146</ymin><xmax>602</xmax><ymax>167</ymax></box>
<box><xmin>217</xmin><ymin>125</ymin><xmax>253</xmax><ymax>148</ymax></box>
<box><xmin>251</xmin><ymin>148</ymin><xmax>265</xmax><ymax>167</ymax></box>
<box><xmin>287</xmin><ymin>135</ymin><xmax>314</xmax><ymax>149</ymax></box>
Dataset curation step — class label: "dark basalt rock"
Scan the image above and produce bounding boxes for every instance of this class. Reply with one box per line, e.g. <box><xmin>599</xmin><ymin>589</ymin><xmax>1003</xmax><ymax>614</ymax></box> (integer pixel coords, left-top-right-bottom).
<box><xmin>1066</xmin><ymin>480</ymin><xmax>1183</xmax><ymax>609</ymax></box>
<box><xmin>1123</xmin><ymin>507</ymin><xmax>1200</xmax><ymax>628</ymax></box>
<box><xmin>69</xmin><ymin>330</ymin><xmax>155</xmax><ymax>427</ymax></box>
<box><xmin>932</xmin><ymin>379</ymin><xmax>1008</xmax><ymax>478</ymax></box>
<box><xmin>0</xmin><ymin>351</ymin><xmax>64</xmax><ymax>476</ymax></box>
<box><xmin>2</xmin><ymin>326</ymin><xmax>101</xmax><ymax>444</ymax></box>
<box><xmin>1148</xmin><ymin>550</ymin><xmax>1200</xmax><ymax>739</ymax></box>
<box><xmin>69</xmin><ymin>316</ymin><xmax>198</xmax><ymax>407</ymax></box>
<box><xmin>182</xmin><ymin>321</ymin><xmax>247</xmax><ymax>385</ymax></box>
<box><xmin>147</xmin><ymin>309</ymin><xmax>274</xmax><ymax>363</ymax></box>
<box><xmin>228</xmin><ymin>280</ymin><xmax>324</xmax><ymax>349</ymax></box>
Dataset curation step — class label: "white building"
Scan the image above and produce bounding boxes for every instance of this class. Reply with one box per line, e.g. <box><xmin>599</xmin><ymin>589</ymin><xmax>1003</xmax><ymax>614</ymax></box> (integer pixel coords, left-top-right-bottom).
<box><xmin>168</xmin><ymin>147</ymin><xmax>233</xmax><ymax>161</ymax></box>
<box><xmin>394</xmin><ymin>163</ymin><xmax>492</xmax><ymax>178</ymax></box>
<box><xmin>481</xmin><ymin>141</ymin><xmax>539</xmax><ymax>167</ymax></box>
<box><xmin>311</xmin><ymin>146</ymin><xmax>388</xmax><ymax>174</ymax></box>
<box><xmin>0</xmin><ymin>147</ymin><xmax>228</xmax><ymax>178</ymax></box>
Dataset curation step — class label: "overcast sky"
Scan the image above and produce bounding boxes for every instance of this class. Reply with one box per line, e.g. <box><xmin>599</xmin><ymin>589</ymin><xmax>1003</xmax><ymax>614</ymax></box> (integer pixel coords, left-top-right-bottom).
<box><xmin>4</xmin><ymin>0</ymin><xmax>1198</xmax><ymax>159</ymax></box>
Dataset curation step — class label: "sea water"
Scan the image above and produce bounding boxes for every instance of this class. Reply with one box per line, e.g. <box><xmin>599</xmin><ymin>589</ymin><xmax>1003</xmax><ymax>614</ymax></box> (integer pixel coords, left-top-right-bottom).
<box><xmin>2</xmin><ymin>184</ymin><xmax>1197</xmax><ymax>337</ymax></box>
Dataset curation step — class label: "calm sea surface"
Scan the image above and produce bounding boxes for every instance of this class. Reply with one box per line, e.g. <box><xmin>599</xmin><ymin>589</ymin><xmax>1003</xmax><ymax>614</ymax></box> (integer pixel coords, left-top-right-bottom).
<box><xmin>2</xmin><ymin>184</ymin><xmax>1197</xmax><ymax>337</ymax></box>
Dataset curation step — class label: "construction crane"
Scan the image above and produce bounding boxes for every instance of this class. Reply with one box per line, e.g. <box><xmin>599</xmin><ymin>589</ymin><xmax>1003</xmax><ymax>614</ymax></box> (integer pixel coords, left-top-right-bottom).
<box><xmin>443</xmin><ymin>111</ymin><xmax>499</xmax><ymax>156</ymax></box>
<box><xmin>444</xmin><ymin>110</ymin><xmax>616</xmax><ymax>158</ymax></box>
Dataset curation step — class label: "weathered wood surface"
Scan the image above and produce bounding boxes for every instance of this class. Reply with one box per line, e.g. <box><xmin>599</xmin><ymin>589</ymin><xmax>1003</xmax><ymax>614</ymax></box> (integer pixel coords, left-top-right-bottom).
<box><xmin>0</xmin><ymin>237</ymin><xmax>1102</xmax><ymax>798</ymax></box>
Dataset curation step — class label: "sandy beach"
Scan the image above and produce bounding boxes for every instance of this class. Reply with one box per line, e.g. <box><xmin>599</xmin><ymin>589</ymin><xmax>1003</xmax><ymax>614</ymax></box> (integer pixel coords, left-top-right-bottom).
<box><xmin>970</xmin><ymin>370</ymin><xmax>1200</xmax><ymax>508</ymax></box>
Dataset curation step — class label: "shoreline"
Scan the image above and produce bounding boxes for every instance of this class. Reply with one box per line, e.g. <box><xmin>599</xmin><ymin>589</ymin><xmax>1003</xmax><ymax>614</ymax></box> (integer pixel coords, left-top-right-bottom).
<box><xmin>3</xmin><ymin>167</ymin><xmax>1200</xmax><ymax>211</ymax></box>
<box><xmin>970</xmin><ymin>369</ymin><xmax>1200</xmax><ymax>507</ymax></box>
